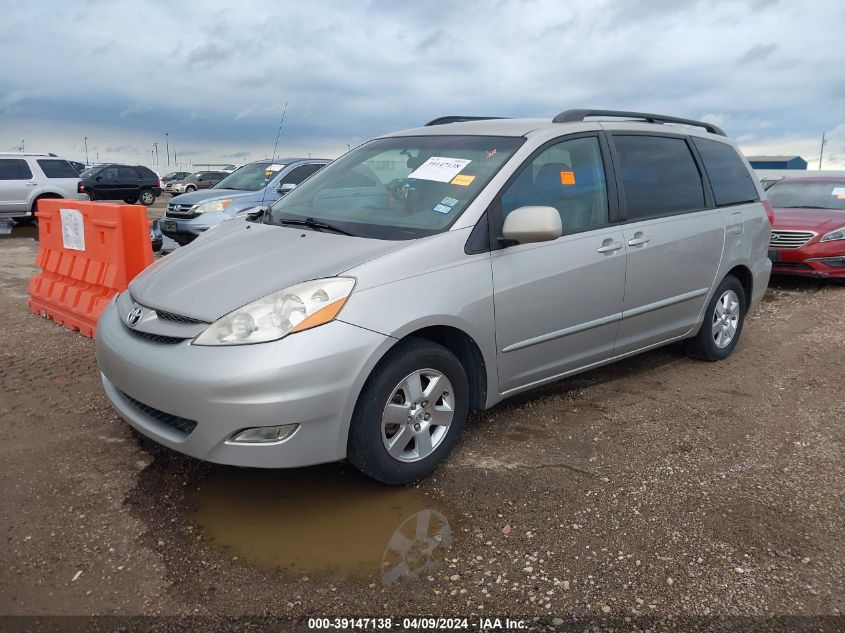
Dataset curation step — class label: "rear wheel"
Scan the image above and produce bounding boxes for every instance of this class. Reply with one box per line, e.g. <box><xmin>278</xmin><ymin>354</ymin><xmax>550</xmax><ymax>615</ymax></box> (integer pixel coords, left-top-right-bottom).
<box><xmin>185</xmin><ymin>185</ymin><xmax>196</xmax><ymax>193</ymax></box>
<box><xmin>348</xmin><ymin>338</ymin><xmax>469</xmax><ymax>484</ymax></box>
<box><xmin>685</xmin><ymin>275</ymin><xmax>746</xmax><ymax>361</ymax></box>
<box><xmin>138</xmin><ymin>189</ymin><xmax>155</xmax><ymax>206</ymax></box>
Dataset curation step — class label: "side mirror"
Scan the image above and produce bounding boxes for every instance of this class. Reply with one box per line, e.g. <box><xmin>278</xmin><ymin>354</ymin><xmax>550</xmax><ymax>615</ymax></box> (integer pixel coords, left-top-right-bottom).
<box><xmin>278</xmin><ymin>183</ymin><xmax>297</xmax><ymax>194</ymax></box>
<box><xmin>501</xmin><ymin>206</ymin><xmax>562</xmax><ymax>245</ymax></box>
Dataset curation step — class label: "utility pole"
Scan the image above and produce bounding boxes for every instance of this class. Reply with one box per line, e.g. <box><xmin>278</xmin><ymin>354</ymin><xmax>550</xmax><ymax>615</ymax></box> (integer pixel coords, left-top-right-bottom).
<box><xmin>84</xmin><ymin>137</ymin><xmax>89</xmax><ymax>165</ymax></box>
<box><xmin>818</xmin><ymin>132</ymin><xmax>827</xmax><ymax>171</ymax></box>
<box><xmin>165</xmin><ymin>132</ymin><xmax>170</xmax><ymax>166</ymax></box>
<box><xmin>20</xmin><ymin>140</ymin><xmax>24</xmax><ymax>152</ymax></box>
<box><xmin>151</xmin><ymin>148</ymin><xmax>154</xmax><ymax>164</ymax></box>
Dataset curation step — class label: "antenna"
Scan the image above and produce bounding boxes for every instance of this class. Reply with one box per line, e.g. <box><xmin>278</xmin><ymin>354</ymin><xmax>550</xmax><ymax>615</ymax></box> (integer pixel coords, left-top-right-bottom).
<box><xmin>259</xmin><ymin>101</ymin><xmax>289</xmax><ymax>218</ymax></box>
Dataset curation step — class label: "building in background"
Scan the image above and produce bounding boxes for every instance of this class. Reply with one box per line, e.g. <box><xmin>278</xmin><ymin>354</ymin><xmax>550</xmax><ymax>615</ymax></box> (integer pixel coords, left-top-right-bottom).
<box><xmin>747</xmin><ymin>155</ymin><xmax>808</xmax><ymax>170</ymax></box>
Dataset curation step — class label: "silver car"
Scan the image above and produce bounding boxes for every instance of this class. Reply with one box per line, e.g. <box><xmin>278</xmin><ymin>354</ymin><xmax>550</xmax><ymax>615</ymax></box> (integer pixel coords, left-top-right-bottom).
<box><xmin>96</xmin><ymin>109</ymin><xmax>772</xmax><ymax>484</ymax></box>
<box><xmin>0</xmin><ymin>153</ymin><xmax>87</xmax><ymax>224</ymax></box>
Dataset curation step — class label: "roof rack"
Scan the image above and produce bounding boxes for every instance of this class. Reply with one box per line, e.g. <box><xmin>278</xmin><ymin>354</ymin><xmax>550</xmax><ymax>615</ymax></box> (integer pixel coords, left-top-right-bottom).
<box><xmin>552</xmin><ymin>109</ymin><xmax>726</xmax><ymax>136</ymax></box>
<box><xmin>424</xmin><ymin>116</ymin><xmax>507</xmax><ymax>126</ymax></box>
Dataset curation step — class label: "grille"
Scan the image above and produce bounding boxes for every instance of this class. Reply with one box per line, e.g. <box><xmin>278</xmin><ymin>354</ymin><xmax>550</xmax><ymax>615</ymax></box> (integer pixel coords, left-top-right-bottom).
<box><xmin>121</xmin><ymin>392</ymin><xmax>198</xmax><ymax>436</ymax></box>
<box><xmin>772</xmin><ymin>261</ymin><xmax>813</xmax><ymax>271</ymax></box>
<box><xmin>155</xmin><ymin>309</ymin><xmax>205</xmax><ymax>325</ymax></box>
<box><xmin>166</xmin><ymin>203</ymin><xmax>199</xmax><ymax>219</ymax></box>
<box><xmin>128</xmin><ymin>330</ymin><xmax>186</xmax><ymax>344</ymax></box>
<box><xmin>769</xmin><ymin>230</ymin><xmax>815</xmax><ymax>249</ymax></box>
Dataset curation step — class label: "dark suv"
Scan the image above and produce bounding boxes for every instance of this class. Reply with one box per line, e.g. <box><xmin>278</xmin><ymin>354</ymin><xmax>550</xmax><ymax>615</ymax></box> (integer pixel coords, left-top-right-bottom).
<box><xmin>78</xmin><ymin>164</ymin><xmax>162</xmax><ymax>205</ymax></box>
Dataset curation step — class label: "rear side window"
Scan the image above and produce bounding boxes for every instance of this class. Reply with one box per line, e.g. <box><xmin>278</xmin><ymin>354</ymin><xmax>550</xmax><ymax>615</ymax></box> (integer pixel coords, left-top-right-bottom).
<box><xmin>36</xmin><ymin>159</ymin><xmax>78</xmax><ymax>178</ymax></box>
<box><xmin>119</xmin><ymin>166</ymin><xmax>140</xmax><ymax>180</ymax></box>
<box><xmin>0</xmin><ymin>159</ymin><xmax>33</xmax><ymax>180</ymax></box>
<box><xmin>283</xmin><ymin>163</ymin><xmax>325</xmax><ymax>185</ymax></box>
<box><xmin>613</xmin><ymin>135</ymin><xmax>705</xmax><ymax>220</ymax></box>
<box><xmin>692</xmin><ymin>138</ymin><xmax>759</xmax><ymax>206</ymax></box>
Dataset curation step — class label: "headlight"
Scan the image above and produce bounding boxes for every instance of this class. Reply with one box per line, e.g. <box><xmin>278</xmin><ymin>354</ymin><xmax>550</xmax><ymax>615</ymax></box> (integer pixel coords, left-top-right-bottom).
<box><xmin>821</xmin><ymin>226</ymin><xmax>845</xmax><ymax>242</ymax></box>
<box><xmin>193</xmin><ymin>199</ymin><xmax>232</xmax><ymax>214</ymax></box>
<box><xmin>193</xmin><ymin>277</ymin><xmax>356</xmax><ymax>346</ymax></box>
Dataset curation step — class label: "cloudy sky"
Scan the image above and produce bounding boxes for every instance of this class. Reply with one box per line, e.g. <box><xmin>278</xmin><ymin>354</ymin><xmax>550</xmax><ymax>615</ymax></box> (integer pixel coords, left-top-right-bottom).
<box><xmin>2</xmin><ymin>0</ymin><xmax>844</xmax><ymax>169</ymax></box>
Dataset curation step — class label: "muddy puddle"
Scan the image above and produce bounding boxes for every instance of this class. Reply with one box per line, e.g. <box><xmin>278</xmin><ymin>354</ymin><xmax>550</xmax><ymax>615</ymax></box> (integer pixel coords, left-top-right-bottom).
<box><xmin>184</xmin><ymin>466</ymin><xmax>457</xmax><ymax>586</ymax></box>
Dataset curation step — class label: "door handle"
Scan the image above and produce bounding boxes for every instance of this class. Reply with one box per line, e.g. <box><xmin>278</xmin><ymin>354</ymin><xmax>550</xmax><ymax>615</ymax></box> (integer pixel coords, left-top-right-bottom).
<box><xmin>627</xmin><ymin>232</ymin><xmax>650</xmax><ymax>246</ymax></box>
<box><xmin>25</xmin><ymin>182</ymin><xmax>37</xmax><ymax>187</ymax></box>
<box><xmin>597</xmin><ymin>240</ymin><xmax>623</xmax><ymax>253</ymax></box>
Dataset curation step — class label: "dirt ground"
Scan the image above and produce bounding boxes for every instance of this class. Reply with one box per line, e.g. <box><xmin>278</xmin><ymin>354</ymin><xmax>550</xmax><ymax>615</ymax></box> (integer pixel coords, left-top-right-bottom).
<box><xmin>0</xmin><ymin>222</ymin><xmax>843</xmax><ymax>631</ymax></box>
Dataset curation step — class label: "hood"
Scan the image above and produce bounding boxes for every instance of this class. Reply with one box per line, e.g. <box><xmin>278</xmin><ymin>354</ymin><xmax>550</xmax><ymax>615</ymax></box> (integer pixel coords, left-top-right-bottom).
<box><xmin>128</xmin><ymin>219</ymin><xmax>409</xmax><ymax>321</ymax></box>
<box><xmin>772</xmin><ymin>207</ymin><xmax>845</xmax><ymax>233</ymax></box>
<box><xmin>169</xmin><ymin>188</ymin><xmax>258</xmax><ymax>206</ymax></box>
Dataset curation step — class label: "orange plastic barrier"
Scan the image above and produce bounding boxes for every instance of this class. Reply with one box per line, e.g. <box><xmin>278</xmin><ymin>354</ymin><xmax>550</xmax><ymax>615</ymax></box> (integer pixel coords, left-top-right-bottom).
<box><xmin>28</xmin><ymin>199</ymin><xmax>153</xmax><ymax>337</ymax></box>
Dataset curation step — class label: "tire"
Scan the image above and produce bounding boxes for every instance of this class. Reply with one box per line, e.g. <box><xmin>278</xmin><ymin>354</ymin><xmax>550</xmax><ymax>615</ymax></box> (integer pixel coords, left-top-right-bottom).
<box><xmin>123</xmin><ymin>197</ymin><xmax>138</xmax><ymax>204</ymax></box>
<box><xmin>12</xmin><ymin>216</ymin><xmax>35</xmax><ymax>225</ymax></box>
<box><xmin>138</xmin><ymin>189</ymin><xmax>155</xmax><ymax>206</ymax></box>
<box><xmin>685</xmin><ymin>275</ymin><xmax>746</xmax><ymax>361</ymax></box>
<box><xmin>348</xmin><ymin>338</ymin><xmax>469</xmax><ymax>485</ymax></box>
<box><xmin>185</xmin><ymin>185</ymin><xmax>196</xmax><ymax>193</ymax></box>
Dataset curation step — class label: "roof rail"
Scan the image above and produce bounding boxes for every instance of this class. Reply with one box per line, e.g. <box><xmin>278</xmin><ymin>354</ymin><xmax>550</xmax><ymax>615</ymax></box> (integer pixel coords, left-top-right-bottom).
<box><xmin>424</xmin><ymin>116</ymin><xmax>507</xmax><ymax>126</ymax></box>
<box><xmin>552</xmin><ymin>109</ymin><xmax>726</xmax><ymax>136</ymax></box>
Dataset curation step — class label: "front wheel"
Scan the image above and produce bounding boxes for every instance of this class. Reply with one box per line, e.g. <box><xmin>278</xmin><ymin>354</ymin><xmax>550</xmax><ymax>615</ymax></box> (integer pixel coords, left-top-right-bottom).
<box><xmin>685</xmin><ymin>275</ymin><xmax>746</xmax><ymax>361</ymax></box>
<box><xmin>123</xmin><ymin>197</ymin><xmax>138</xmax><ymax>204</ymax></box>
<box><xmin>185</xmin><ymin>185</ymin><xmax>196</xmax><ymax>193</ymax></box>
<box><xmin>348</xmin><ymin>338</ymin><xmax>469</xmax><ymax>485</ymax></box>
<box><xmin>138</xmin><ymin>189</ymin><xmax>155</xmax><ymax>206</ymax></box>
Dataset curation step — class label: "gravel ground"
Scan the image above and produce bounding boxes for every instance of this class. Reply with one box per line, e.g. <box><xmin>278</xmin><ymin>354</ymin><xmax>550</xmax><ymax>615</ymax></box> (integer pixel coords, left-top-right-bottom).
<box><xmin>0</xmin><ymin>226</ymin><xmax>843</xmax><ymax>632</ymax></box>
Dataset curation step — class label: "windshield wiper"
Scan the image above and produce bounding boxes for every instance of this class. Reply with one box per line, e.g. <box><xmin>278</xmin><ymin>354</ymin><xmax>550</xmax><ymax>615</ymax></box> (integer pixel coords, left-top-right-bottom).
<box><xmin>278</xmin><ymin>217</ymin><xmax>356</xmax><ymax>236</ymax></box>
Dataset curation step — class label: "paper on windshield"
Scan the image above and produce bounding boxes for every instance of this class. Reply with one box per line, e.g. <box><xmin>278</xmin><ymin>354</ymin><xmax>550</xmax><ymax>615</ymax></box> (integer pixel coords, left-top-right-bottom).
<box><xmin>267</xmin><ymin>164</ymin><xmax>285</xmax><ymax>171</ymax></box>
<box><xmin>831</xmin><ymin>187</ymin><xmax>845</xmax><ymax>196</ymax></box>
<box><xmin>409</xmin><ymin>157</ymin><xmax>471</xmax><ymax>182</ymax></box>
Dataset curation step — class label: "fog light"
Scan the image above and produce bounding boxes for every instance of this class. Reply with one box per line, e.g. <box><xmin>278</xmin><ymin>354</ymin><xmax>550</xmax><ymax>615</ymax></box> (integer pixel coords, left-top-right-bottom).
<box><xmin>228</xmin><ymin>424</ymin><xmax>299</xmax><ymax>444</ymax></box>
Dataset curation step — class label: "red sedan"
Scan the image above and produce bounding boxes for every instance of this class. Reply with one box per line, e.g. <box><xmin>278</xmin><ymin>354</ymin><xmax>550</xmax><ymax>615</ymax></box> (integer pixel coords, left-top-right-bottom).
<box><xmin>766</xmin><ymin>177</ymin><xmax>845</xmax><ymax>281</ymax></box>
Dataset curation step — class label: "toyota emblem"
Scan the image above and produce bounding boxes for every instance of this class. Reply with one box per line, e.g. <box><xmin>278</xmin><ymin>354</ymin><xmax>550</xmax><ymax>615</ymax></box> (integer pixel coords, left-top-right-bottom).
<box><xmin>126</xmin><ymin>306</ymin><xmax>143</xmax><ymax>327</ymax></box>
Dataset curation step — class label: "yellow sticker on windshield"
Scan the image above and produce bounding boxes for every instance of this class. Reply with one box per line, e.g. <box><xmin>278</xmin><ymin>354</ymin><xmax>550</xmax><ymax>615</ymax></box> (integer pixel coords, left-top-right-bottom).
<box><xmin>560</xmin><ymin>171</ymin><xmax>576</xmax><ymax>185</ymax></box>
<box><xmin>451</xmin><ymin>174</ymin><xmax>475</xmax><ymax>186</ymax></box>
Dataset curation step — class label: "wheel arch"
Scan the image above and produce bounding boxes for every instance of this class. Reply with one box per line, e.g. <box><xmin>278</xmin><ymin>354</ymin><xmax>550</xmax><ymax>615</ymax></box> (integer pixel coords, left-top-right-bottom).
<box><xmin>398</xmin><ymin>325</ymin><xmax>488</xmax><ymax>412</ymax></box>
<box><xmin>725</xmin><ymin>264</ymin><xmax>753</xmax><ymax>307</ymax></box>
<box><xmin>30</xmin><ymin>191</ymin><xmax>64</xmax><ymax>212</ymax></box>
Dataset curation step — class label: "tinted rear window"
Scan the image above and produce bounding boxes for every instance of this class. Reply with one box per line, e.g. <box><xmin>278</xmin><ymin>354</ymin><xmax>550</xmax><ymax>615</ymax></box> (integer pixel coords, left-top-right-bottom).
<box><xmin>0</xmin><ymin>159</ymin><xmax>33</xmax><ymax>180</ymax></box>
<box><xmin>613</xmin><ymin>135</ymin><xmax>705</xmax><ymax>220</ymax></box>
<box><xmin>691</xmin><ymin>138</ymin><xmax>759</xmax><ymax>206</ymax></box>
<box><xmin>37</xmin><ymin>159</ymin><xmax>79</xmax><ymax>178</ymax></box>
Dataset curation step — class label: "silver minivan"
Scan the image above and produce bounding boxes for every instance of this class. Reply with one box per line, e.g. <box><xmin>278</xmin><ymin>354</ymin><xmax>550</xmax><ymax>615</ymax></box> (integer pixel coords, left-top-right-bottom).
<box><xmin>95</xmin><ymin>110</ymin><xmax>772</xmax><ymax>484</ymax></box>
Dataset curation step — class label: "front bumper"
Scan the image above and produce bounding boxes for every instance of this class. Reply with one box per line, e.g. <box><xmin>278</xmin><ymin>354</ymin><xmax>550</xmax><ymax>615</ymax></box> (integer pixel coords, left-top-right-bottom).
<box><xmin>770</xmin><ymin>242</ymin><xmax>845</xmax><ymax>279</ymax></box>
<box><xmin>160</xmin><ymin>211</ymin><xmax>229</xmax><ymax>245</ymax></box>
<box><xmin>95</xmin><ymin>299</ymin><xmax>392</xmax><ymax>468</ymax></box>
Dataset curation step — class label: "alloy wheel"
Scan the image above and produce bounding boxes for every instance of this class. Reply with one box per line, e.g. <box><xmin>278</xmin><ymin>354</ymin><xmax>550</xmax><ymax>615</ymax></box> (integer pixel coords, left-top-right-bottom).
<box><xmin>712</xmin><ymin>289</ymin><xmax>740</xmax><ymax>349</ymax></box>
<box><xmin>381</xmin><ymin>369</ymin><xmax>455</xmax><ymax>463</ymax></box>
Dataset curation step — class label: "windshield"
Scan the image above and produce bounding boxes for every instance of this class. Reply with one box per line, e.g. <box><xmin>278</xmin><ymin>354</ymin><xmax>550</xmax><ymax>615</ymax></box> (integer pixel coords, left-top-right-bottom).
<box><xmin>214</xmin><ymin>162</ymin><xmax>285</xmax><ymax>191</ymax></box>
<box><xmin>266</xmin><ymin>135</ymin><xmax>523</xmax><ymax>239</ymax></box>
<box><xmin>768</xmin><ymin>180</ymin><xmax>845</xmax><ymax>210</ymax></box>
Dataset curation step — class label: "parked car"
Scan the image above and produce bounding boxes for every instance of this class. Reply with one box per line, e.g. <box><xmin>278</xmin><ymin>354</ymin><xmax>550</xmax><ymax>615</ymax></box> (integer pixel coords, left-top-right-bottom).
<box><xmin>151</xmin><ymin>218</ymin><xmax>163</xmax><ymax>253</ymax></box>
<box><xmin>766</xmin><ymin>177</ymin><xmax>845</xmax><ymax>281</ymax></box>
<box><xmin>160</xmin><ymin>159</ymin><xmax>329</xmax><ymax>245</ymax></box>
<box><xmin>68</xmin><ymin>161</ymin><xmax>87</xmax><ymax>174</ymax></box>
<box><xmin>161</xmin><ymin>171</ymin><xmax>191</xmax><ymax>185</ymax></box>
<box><xmin>78</xmin><ymin>164</ymin><xmax>162</xmax><ymax>205</ymax></box>
<box><xmin>166</xmin><ymin>171</ymin><xmax>228</xmax><ymax>195</ymax></box>
<box><xmin>96</xmin><ymin>109</ymin><xmax>771</xmax><ymax>485</ymax></box>
<box><xmin>0</xmin><ymin>153</ymin><xmax>86</xmax><ymax>224</ymax></box>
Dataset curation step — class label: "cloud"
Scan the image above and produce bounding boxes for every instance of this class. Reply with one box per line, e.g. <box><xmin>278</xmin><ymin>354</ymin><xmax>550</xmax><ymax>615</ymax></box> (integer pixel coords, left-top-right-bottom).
<box><xmin>737</xmin><ymin>43</ymin><xmax>778</xmax><ymax>65</ymax></box>
<box><xmin>0</xmin><ymin>0</ymin><xmax>842</xmax><ymax>168</ymax></box>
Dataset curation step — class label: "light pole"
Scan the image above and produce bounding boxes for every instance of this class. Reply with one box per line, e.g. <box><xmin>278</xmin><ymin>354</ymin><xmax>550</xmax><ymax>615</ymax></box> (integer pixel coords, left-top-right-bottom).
<box><xmin>152</xmin><ymin>142</ymin><xmax>159</xmax><ymax>165</ymax></box>
<box><xmin>96</xmin><ymin>151</ymin><xmax>99</xmax><ymax>163</ymax></box>
<box><xmin>20</xmin><ymin>140</ymin><xmax>25</xmax><ymax>152</ymax></box>
<box><xmin>84</xmin><ymin>137</ymin><xmax>89</xmax><ymax>165</ymax></box>
<box><xmin>818</xmin><ymin>132</ymin><xmax>827</xmax><ymax>171</ymax></box>
<box><xmin>165</xmin><ymin>132</ymin><xmax>170</xmax><ymax>166</ymax></box>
